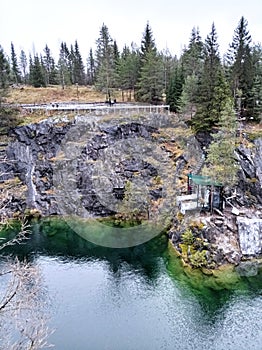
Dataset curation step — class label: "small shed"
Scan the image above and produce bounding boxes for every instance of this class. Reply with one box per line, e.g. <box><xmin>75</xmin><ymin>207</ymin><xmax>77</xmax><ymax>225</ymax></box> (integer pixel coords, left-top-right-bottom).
<box><xmin>187</xmin><ymin>173</ymin><xmax>224</xmax><ymax>212</ymax></box>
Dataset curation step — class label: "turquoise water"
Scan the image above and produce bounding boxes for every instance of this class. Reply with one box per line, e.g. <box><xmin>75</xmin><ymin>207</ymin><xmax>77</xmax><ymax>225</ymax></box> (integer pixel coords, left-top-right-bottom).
<box><xmin>1</xmin><ymin>219</ymin><xmax>262</xmax><ymax>349</ymax></box>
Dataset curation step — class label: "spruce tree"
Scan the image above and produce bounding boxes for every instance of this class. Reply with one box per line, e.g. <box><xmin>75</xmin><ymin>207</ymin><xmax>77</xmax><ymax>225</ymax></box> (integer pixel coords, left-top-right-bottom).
<box><xmin>86</xmin><ymin>48</ymin><xmax>95</xmax><ymax>85</ymax></box>
<box><xmin>118</xmin><ymin>43</ymin><xmax>140</xmax><ymax>101</ymax></box>
<box><xmin>0</xmin><ymin>45</ymin><xmax>10</xmax><ymax>105</ymax></box>
<box><xmin>140</xmin><ymin>22</ymin><xmax>156</xmax><ymax>58</ymax></box>
<box><xmin>136</xmin><ymin>49</ymin><xmax>164</xmax><ymax>103</ymax></box>
<box><xmin>179</xmin><ymin>74</ymin><xmax>198</xmax><ymax>118</ymax></box>
<box><xmin>181</xmin><ymin>27</ymin><xmax>204</xmax><ymax>78</ymax></box>
<box><xmin>95</xmin><ymin>23</ymin><xmax>116</xmax><ymax>99</ymax></box>
<box><xmin>136</xmin><ymin>23</ymin><xmax>164</xmax><ymax>103</ymax></box>
<box><xmin>226</xmin><ymin>16</ymin><xmax>254</xmax><ymax>118</ymax></box>
<box><xmin>191</xmin><ymin>23</ymin><xmax>230</xmax><ymax>131</ymax></box>
<box><xmin>19</xmin><ymin>50</ymin><xmax>28</xmax><ymax>84</ymax></box>
<box><xmin>71</xmin><ymin>41</ymin><xmax>85</xmax><ymax>85</ymax></box>
<box><xmin>166</xmin><ymin>64</ymin><xmax>184</xmax><ymax>112</ymax></box>
<box><xmin>29</xmin><ymin>54</ymin><xmax>45</xmax><ymax>87</ymax></box>
<box><xmin>10</xmin><ymin>42</ymin><xmax>21</xmax><ymax>84</ymax></box>
<box><xmin>204</xmin><ymin>98</ymin><xmax>238</xmax><ymax>187</ymax></box>
<box><xmin>249</xmin><ymin>44</ymin><xmax>262</xmax><ymax>121</ymax></box>
<box><xmin>42</xmin><ymin>45</ymin><xmax>57</xmax><ymax>85</ymax></box>
<box><xmin>58</xmin><ymin>42</ymin><xmax>71</xmax><ymax>88</ymax></box>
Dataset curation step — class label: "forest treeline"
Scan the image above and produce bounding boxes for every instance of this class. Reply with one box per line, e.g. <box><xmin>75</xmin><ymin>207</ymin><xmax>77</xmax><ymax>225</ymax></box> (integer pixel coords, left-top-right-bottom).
<box><xmin>0</xmin><ymin>16</ymin><xmax>262</xmax><ymax>131</ymax></box>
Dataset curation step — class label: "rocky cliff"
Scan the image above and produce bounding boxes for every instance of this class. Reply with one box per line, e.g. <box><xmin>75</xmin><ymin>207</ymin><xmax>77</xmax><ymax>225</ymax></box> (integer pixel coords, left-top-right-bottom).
<box><xmin>1</xmin><ymin>114</ymin><xmax>201</xmax><ymax>219</ymax></box>
<box><xmin>1</xmin><ymin>113</ymin><xmax>262</xmax><ymax>262</ymax></box>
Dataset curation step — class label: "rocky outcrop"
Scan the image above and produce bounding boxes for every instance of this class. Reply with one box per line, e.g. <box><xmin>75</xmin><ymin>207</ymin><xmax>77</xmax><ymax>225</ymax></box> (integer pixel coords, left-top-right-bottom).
<box><xmin>237</xmin><ymin>217</ymin><xmax>262</xmax><ymax>256</ymax></box>
<box><xmin>236</xmin><ymin>138</ymin><xmax>262</xmax><ymax>205</ymax></box>
<box><xmin>3</xmin><ymin>114</ymin><xmax>202</xmax><ymax>220</ymax></box>
<box><xmin>1</xmin><ymin>112</ymin><xmax>262</xmax><ymax>262</ymax></box>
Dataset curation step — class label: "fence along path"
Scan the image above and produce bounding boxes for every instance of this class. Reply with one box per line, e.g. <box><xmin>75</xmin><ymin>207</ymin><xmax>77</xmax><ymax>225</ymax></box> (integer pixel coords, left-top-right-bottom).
<box><xmin>20</xmin><ymin>102</ymin><xmax>170</xmax><ymax>115</ymax></box>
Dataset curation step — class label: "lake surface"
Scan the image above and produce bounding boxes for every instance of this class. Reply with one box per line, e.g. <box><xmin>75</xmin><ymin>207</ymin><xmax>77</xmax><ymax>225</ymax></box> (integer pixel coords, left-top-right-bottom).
<box><xmin>1</xmin><ymin>218</ymin><xmax>262</xmax><ymax>349</ymax></box>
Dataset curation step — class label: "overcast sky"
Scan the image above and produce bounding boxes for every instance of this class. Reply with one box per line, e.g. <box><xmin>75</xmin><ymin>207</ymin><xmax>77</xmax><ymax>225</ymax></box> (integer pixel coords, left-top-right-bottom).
<box><xmin>1</xmin><ymin>0</ymin><xmax>261</xmax><ymax>60</ymax></box>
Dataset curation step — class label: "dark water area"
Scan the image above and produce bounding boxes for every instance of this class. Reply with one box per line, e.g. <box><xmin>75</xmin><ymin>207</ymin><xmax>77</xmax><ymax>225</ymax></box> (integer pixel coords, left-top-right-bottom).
<box><xmin>1</xmin><ymin>218</ymin><xmax>262</xmax><ymax>349</ymax></box>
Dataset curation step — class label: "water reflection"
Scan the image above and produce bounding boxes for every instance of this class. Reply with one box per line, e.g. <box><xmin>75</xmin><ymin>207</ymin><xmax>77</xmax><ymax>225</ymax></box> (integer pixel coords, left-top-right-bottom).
<box><xmin>1</xmin><ymin>217</ymin><xmax>262</xmax><ymax>350</ymax></box>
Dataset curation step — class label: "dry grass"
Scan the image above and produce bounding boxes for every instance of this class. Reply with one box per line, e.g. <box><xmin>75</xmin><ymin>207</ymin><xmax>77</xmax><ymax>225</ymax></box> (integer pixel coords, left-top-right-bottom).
<box><xmin>6</xmin><ymin>85</ymin><xmax>123</xmax><ymax>105</ymax></box>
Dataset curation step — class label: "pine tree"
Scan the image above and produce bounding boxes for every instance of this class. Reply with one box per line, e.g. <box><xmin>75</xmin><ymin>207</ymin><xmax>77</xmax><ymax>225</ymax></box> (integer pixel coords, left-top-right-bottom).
<box><xmin>140</xmin><ymin>22</ymin><xmax>156</xmax><ymax>58</ymax></box>
<box><xmin>95</xmin><ymin>24</ymin><xmax>116</xmax><ymax>99</ymax></box>
<box><xmin>42</xmin><ymin>45</ymin><xmax>58</xmax><ymax>85</ymax></box>
<box><xmin>10</xmin><ymin>42</ymin><xmax>21</xmax><ymax>84</ymax></box>
<box><xmin>136</xmin><ymin>23</ymin><xmax>164</xmax><ymax>103</ymax></box>
<box><xmin>179</xmin><ymin>74</ymin><xmax>198</xmax><ymax>118</ymax></box>
<box><xmin>58</xmin><ymin>42</ymin><xmax>71</xmax><ymax>88</ymax></box>
<box><xmin>166</xmin><ymin>64</ymin><xmax>184</xmax><ymax>112</ymax></box>
<box><xmin>118</xmin><ymin>43</ymin><xmax>140</xmax><ymax>101</ymax></box>
<box><xmin>86</xmin><ymin>48</ymin><xmax>95</xmax><ymax>85</ymax></box>
<box><xmin>181</xmin><ymin>27</ymin><xmax>204</xmax><ymax>78</ymax></box>
<box><xmin>204</xmin><ymin>98</ymin><xmax>238</xmax><ymax>187</ymax></box>
<box><xmin>191</xmin><ymin>23</ymin><xmax>230</xmax><ymax>131</ymax></box>
<box><xmin>0</xmin><ymin>45</ymin><xmax>10</xmax><ymax>105</ymax></box>
<box><xmin>71</xmin><ymin>41</ymin><xmax>85</xmax><ymax>85</ymax></box>
<box><xmin>19</xmin><ymin>50</ymin><xmax>28</xmax><ymax>84</ymax></box>
<box><xmin>249</xmin><ymin>44</ymin><xmax>262</xmax><ymax>121</ymax></box>
<box><xmin>29</xmin><ymin>54</ymin><xmax>45</xmax><ymax>87</ymax></box>
<box><xmin>226</xmin><ymin>16</ymin><xmax>254</xmax><ymax>118</ymax></box>
<box><xmin>136</xmin><ymin>49</ymin><xmax>164</xmax><ymax>103</ymax></box>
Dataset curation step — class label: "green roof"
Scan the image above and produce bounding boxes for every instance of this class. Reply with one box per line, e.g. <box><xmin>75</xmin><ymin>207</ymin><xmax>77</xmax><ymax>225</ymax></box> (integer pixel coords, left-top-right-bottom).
<box><xmin>188</xmin><ymin>174</ymin><xmax>223</xmax><ymax>187</ymax></box>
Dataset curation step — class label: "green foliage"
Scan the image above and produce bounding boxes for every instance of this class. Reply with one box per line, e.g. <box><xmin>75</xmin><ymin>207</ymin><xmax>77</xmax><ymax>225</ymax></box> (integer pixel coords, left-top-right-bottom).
<box><xmin>189</xmin><ymin>250</ymin><xmax>208</xmax><ymax>268</ymax></box>
<box><xmin>226</xmin><ymin>16</ymin><xmax>255</xmax><ymax>119</ymax></box>
<box><xmin>181</xmin><ymin>26</ymin><xmax>204</xmax><ymax>78</ymax></box>
<box><xmin>166</xmin><ymin>65</ymin><xmax>184</xmax><ymax>112</ymax></box>
<box><xmin>95</xmin><ymin>23</ymin><xmax>118</xmax><ymax>94</ymax></box>
<box><xmin>140</xmin><ymin>22</ymin><xmax>157</xmax><ymax>58</ymax></box>
<box><xmin>42</xmin><ymin>45</ymin><xmax>58</xmax><ymax>85</ymax></box>
<box><xmin>203</xmin><ymin>98</ymin><xmax>238</xmax><ymax>187</ymax></box>
<box><xmin>10</xmin><ymin>42</ymin><xmax>21</xmax><ymax>84</ymax></box>
<box><xmin>181</xmin><ymin>228</ymin><xmax>194</xmax><ymax>245</ymax></box>
<box><xmin>191</xmin><ymin>24</ymin><xmax>232</xmax><ymax>132</ymax></box>
<box><xmin>0</xmin><ymin>45</ymin><xmax>10</xmax><ymax>105</ymax></box>
<box><xmin>117</xmin><ymin>44</ymin><xmax>140</xmax><ymax>99</ymax></box>
<box><xmin>29</xmin><ymin>54</ymin><xmax>46</xmax><ymax>88</ymax></box>
<box><xmin>136</xmin><ymin>50</ymin><xmax>164</xmax><ymax>103</ymax></box>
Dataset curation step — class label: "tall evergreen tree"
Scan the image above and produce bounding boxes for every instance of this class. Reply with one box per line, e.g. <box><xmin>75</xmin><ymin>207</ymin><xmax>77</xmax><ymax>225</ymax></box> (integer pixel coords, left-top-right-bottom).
<box><xmin>226</xmin><ymin>16</ymin><xmax>254</xmax><ymax>118</ymax></box>
<box><xmin>95</xmin><ymin>23</ymin><xmax>116</xmax><ymax>99</ymax></box>
<box><xmin>191</xmin><ymin>23</ymin><xmax>231</xmax><ymax>131</ymax></box>
<box><xmin>0</xmin><ymin>45</ymin><xmax>10</xmax><ymax>105</ymax></box>
<box><xmin>181</xmin><ymin>27</ymin><xmax>204</xmax><ymax>78</ymax></box>
<box><xmin>136</xmin><ymin>23</ymin><xmax>163</xmax><ymax>103</ymax></box>
<box><xmin>179</xmin><ymin>74</ymin><xmax>199</xmax><ymax>118</ymax></box>
<box><xmin>10</xmin><ymin>42</ymin><xmax>21</xmax><ymax>84</ymax></box>
<box><xmin>249</xmin><ymin>44</ymin><xmax>262</xmax><ymax>121</ymax></box>
<box><xmin>71</xmin><ymin>40</ymin><xmax>85</xmax><ymax>85</ymax></box>
<box><xmin>204</xmin><ymin>98</ymin><xmax>238</xmax><ymax>187</ymax></box>
<box><xmin>136</xmin><ymin>49</ymin><xmax>164</xmax><ymax>103</ymax></box>
<box><xmin>42</xmin><ymin>45</ymin><xmax>57</xmax><ymax>85</ymax></box>
<box><xmin>118</xmin><ymin>43</ymin><xmax>140</xmax><ymax>101</ymax></box>
<box><xmin>166</xmin><ymin>64</ymin><xmax>184</xmax><ymax>112</ymax></box>
<box><xmin>58</xmin><ymin>42</ymin><xmax>71</xmax><ymax>88</ymax></box>
<box><xmin>19</xmin><ymin>50</ymin><xmax>28</xmax><ymax>84</ymax></box>
<box><xmin>29</xmin><ymin>54</ymin><xmax>45</xmax><ymax>87</ymax></box>
<box><xmin>140</xmin><ymin>22</ymin><xmax>156</xmax><ymax>58</ymax></box>
<box><xmin>86</xmin><ymin>48</ymin><xmax>95</xmax><ymax>85</ymax></box>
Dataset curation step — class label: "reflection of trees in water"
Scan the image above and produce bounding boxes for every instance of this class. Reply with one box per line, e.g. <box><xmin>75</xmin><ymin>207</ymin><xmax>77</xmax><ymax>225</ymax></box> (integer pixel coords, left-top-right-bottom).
<box><xmin>0</xmin><ymin>221</ymin><xmax>52</xmax><ymax>349</ymax></box>
<box><xmin>0</xmin><ymin>258</ymin><xmax>52</xmax><ymax>349</ymax></box>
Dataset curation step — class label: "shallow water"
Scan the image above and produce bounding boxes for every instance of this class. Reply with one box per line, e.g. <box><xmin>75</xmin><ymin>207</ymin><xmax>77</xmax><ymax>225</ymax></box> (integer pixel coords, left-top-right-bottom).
<box><xmin>1</xmin><ymin>219</ymin><xmax>262</xmax><ymax>349</ymax></box>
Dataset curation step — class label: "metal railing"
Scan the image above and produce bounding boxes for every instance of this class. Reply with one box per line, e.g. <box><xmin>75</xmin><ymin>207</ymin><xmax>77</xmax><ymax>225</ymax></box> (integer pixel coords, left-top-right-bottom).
<box><xmin>20</xmin><ymin>102</ymin><xmax>170</xmax><ymax>115</ymax></box>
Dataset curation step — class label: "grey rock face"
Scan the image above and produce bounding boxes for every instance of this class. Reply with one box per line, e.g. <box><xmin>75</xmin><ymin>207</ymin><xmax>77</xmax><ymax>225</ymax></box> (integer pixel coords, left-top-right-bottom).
<box><xmin>6</xmin><ymin>115</ymin><xmax>181</xmax><ymax>217</ymax></box>
<box><xmin>236</xmin><ymin>138</ymin><xmax>262</xmax><ymax>205</ymax></box>
<box><xmin>237</xmin><ymin>217</ymin><xmax>262</xmax><ymax>256</ymax></box>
